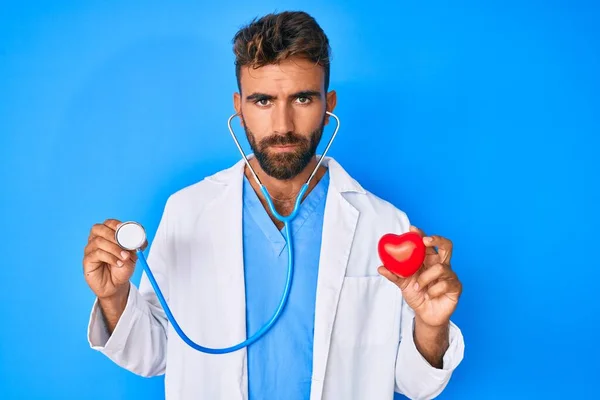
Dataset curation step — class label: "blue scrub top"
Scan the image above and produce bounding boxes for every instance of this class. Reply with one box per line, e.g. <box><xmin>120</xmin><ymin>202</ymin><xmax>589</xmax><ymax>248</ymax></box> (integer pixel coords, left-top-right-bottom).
<box><xmin>242</xmin><ymin>170</ymin><xmax>330</xmax><ymax>400</ymax></box>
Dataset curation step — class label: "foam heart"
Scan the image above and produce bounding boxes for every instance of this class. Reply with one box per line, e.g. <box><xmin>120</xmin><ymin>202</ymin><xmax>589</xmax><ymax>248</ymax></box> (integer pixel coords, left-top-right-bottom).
<box><xmin>378</xmin><ymin>232</ymin><xmax>426</xmax><ymax>277</ymax></box>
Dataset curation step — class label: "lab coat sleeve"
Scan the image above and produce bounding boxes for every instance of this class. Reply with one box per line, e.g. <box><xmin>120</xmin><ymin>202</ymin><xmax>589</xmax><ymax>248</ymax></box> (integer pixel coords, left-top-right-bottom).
<box><xmin>394</xmin><ymin>297</ymin><xmax>465</xmax><ymax>399</ymax></box>
<box><xmin>87</xmin><ymin>199</ymin><xmax>173</xmax><ymax>378</ymax></box>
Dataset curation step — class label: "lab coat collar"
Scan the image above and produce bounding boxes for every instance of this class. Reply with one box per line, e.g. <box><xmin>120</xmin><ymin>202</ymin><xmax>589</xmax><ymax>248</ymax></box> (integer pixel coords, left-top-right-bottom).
<box><xmin>206</xmin><ymin>155</ymin><xmax>367</xmax><ymax>195</ymax></box>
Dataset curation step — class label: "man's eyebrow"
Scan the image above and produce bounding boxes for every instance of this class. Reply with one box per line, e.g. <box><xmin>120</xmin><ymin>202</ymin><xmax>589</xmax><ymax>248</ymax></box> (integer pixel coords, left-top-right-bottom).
<box><xmin>290</xmin><ymin>90</ymin><xmax>322</xmax><ymax>99</ymax></box>
<box><xmin>245</xmin><ymin>90</ymin><xmax>322</xmax><ymax>102</ymax></box>
<box><xmin>246</xmin><ymin>92</ymin><xmax>275</xmax><ymax>101</ymax></box>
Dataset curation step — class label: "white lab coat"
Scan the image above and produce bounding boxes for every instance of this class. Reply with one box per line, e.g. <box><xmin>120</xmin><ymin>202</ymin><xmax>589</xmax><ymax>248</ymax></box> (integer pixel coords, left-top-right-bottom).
<box><xmin>88</xmin><ymin>156</ymin><xmax>464</xmax><ymax>400</ymax></box>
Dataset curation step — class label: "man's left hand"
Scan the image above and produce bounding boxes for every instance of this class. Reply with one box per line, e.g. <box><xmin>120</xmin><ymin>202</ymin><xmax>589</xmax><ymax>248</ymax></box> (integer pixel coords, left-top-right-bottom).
<box><xmin>378</xmin><ymin>225</ymin><xmax>462</xmax><ymax>328</ymax></box>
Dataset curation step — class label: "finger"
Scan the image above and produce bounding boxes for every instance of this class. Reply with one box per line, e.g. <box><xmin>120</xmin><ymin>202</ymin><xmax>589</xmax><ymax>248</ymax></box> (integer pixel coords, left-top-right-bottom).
<box><xmin>89</xmin><ymin>223</ymin><xmax>119</xmax><ymax>245</ymax></box>
<box><xmin>378</xmin><ymin>265</ymin><xmax>400</xmax><ymax>283</ymax></box>
<box><xmin>409</xmin><ymin>225</ymin><xmax>425</xmax><ymax>237</ymax></box>
<box><xmin>88</xmin><ymin>223</ymin><xmax>106</xmax><ymax>243</ymax></box>
<box><xmin>110</xmin><ymin>261</ymin><xmax>136</xmax><ymax>285</ymax></box>
<box><xmin>377</xmin><ymin>265</ymin><xmax>411</xmax><ymax>290</ymax></box>
<box><xmin>83</xmin><ymin>248</ymin><xmax>120</xmax><ymax>272</ymax></box>
<box><xmin>94</xmin><ymin>223</ymin><xmax>139</xmax><ymax>261</ymax></box>
<box><xmin>103</xmin><ymin>219</ymin><xmax>122</xmax><ymax>231</ymax></box>
<box><xmin>417</xmin><ymin>263</ymin><xmax>452</xmax><ymax>289</ymax></box>
<box><xmin>87</xmin><ymin>237</ymin><xmax>134</xmax><ymax>266</ymax></box>
<box><xmin>410</xmin><ymin>225</ymin><xmax>437</xmax><ymax>256</ymax></box>
<box><xmin>428</xmin><ymin>278</ymin><xmax>461</xmax><ymax>299</ymax></box>
<box><xmin>427</xmin><ymin>279</ymin><xmax>450</xmax><ymax>298</ymax></box>
<box><xmin>423</xmin><ymin>235</ymin><xmax>453</xmax><ymax>264</ymax></box>
<box><xmin>89</xmin><ymin>223</ymin><xmax>137</xmax><ymax>260</ymax></box>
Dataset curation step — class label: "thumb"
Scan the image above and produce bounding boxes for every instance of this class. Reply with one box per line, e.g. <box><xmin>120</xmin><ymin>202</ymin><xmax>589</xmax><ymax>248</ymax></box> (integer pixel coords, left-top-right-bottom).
<box><xmin>377</xmin><ymin>265</ymin><xmax>412</xmax><ymax>291</ymax></box>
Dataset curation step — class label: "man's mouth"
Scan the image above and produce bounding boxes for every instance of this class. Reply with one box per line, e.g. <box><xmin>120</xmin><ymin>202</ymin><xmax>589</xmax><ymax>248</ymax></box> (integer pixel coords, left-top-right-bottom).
<box><xmin>269</xmin><ymin>144</ymin><xmax>300</xmax><ymax>151</ymax></box>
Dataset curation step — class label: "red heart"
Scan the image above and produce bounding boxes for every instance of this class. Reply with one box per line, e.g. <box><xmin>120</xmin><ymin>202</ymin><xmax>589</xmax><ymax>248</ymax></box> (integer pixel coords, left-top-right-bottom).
<box><xmin>378</xmin><ymin>232</ymin><xmax>426</xmax><ymax>277</ymax></box>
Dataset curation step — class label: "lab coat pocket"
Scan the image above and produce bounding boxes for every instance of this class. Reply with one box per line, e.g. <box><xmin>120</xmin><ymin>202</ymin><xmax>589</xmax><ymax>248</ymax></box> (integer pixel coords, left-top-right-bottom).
<box><xmin>333</xmin><ymin>275</ymin><xmax>399</xmax><ymax>347</ymax></box>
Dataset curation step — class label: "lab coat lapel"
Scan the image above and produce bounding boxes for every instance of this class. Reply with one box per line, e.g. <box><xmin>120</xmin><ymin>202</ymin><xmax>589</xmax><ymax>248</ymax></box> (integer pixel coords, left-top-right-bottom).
<box><xmin>310</xmin><ymin>161</ymin><xmax>360</xmax><ymax>400</ymax></box>
<box><xmin>205</xmin><ymin>159</ymin><xmax>248</xmax><ymax>399</ymax></box>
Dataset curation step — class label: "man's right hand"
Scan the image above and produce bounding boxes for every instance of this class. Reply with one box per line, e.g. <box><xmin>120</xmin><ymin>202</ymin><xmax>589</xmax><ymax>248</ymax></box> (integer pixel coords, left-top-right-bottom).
<box><xmin>83</xmin><ymin>219</ymin><xmax>142</xmax><ymax>300</ymax></box>
<box><xmin>83</xmin><ymin>219</ymin><xmax>148</xmax><ymax>333</ymax></box>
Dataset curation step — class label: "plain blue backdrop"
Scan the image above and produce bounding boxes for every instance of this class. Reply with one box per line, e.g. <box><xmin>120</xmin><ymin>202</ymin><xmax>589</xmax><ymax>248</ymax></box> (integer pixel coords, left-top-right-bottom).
<box><xmin>1</xmin><ymin>0</ymin><xmax>598</xmax><ymax>398</ymax></box>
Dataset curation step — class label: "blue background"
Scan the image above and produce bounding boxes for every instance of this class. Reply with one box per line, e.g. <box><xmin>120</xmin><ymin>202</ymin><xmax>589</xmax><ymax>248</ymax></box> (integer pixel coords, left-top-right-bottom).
<box><xmin>1</xmin><ymin>0</ymin><xmax>598</xmax><ymax>398</ymax></box>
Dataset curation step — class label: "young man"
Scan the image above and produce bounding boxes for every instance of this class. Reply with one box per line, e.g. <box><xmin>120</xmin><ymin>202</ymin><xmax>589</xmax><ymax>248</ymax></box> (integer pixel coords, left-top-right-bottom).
<box><xmin>84</xmin><ymin>11</ymin><xmax>464</xmax><ymax>400</ymax></box>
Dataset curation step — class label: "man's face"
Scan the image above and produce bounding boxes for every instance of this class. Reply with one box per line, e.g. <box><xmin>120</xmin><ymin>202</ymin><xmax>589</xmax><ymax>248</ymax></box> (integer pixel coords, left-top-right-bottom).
<box><xmin>234</xmin><ymin>57</ymin><xmax>336</xmax><ymax>180</ymax></box>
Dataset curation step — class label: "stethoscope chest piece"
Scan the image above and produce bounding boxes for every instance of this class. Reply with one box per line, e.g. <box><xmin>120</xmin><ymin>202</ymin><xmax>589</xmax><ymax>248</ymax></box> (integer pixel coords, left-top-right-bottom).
<box><xmin>115</xmin><ymin>221</ymin><xmax>147</xmax><ymax>251</ymax></box>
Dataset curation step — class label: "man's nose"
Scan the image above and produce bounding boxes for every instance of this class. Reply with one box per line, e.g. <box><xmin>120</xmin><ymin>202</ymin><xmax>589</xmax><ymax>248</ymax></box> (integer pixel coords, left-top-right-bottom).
<box><xmin>271</xmin><ymin>103</ymin><xmax>295</xmax><ymax>134</ymax></box>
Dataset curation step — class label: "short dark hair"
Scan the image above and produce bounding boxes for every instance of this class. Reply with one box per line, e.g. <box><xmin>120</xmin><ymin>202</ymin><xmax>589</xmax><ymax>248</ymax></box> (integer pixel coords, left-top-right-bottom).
<box><xmin>232</xmin><ymin>11</ymin><xmax>331</xmax><ymax>93</ymax></box>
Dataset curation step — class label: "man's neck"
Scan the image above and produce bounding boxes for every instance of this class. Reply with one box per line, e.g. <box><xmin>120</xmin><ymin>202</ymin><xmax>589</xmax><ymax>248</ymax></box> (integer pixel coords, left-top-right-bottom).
<box><xmin>244</xmin><ymin>157</ymin><xmax>327</xmax><ymax>229</ymax></box>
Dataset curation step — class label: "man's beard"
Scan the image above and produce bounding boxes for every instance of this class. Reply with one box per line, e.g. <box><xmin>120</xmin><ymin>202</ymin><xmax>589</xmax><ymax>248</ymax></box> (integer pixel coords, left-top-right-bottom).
<box><xmin>243</xmin><ymin>118</ymin><xmax>325</xmax><ymax>180</ymax></box>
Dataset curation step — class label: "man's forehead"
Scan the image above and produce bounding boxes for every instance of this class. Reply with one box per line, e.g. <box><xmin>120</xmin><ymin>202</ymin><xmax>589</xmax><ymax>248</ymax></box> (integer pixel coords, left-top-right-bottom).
<box><xmin>239</xmin><ymin>58</ymin><xmax>324</xmax><ymax>93</ymax></box>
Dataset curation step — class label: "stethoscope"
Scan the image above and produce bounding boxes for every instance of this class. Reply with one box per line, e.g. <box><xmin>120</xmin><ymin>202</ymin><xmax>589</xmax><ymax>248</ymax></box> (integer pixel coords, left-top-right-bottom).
<box><xmin>115</xmin><ymin>111</ymin><xmax>340</xmax><ymax>354</ymax></box>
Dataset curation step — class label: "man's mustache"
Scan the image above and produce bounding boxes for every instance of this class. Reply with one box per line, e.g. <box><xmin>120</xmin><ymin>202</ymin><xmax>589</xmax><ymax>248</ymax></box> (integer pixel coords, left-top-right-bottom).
<box><xmin>259</xmin><ymin>132</ymin><xmax>308</xmax><ymax>148</ymax></box>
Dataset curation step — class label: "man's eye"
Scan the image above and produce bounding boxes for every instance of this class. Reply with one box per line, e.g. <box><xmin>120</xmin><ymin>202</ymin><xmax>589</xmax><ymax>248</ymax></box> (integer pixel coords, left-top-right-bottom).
<box><xmin>296</xmin><ymin>96</ymin><xmax>311</xmax><ymax>104</ymax></box>
<box><xmin>255</xmin><ymin>99</ymin><xmax>271</xmax><ymax>107</ymax></box>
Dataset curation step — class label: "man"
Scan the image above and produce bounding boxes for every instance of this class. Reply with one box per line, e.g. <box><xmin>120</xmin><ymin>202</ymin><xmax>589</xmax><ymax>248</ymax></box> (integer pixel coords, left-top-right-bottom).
<box><xmin>84</xmin><ymin>11</ymin><xmax>464</xmax><ymax>400</ymax></box>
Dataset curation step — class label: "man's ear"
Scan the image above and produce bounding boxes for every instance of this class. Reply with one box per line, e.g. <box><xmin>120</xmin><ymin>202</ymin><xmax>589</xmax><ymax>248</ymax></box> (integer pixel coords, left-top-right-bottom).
<box><xmin>233</xmin><ymin>92</ymin><xmax>244</xmax><ymax>126</ymax></box>
<box><xmin>325</xmin><ymin>90</ymin><xmax>337</xmax><ymax>125</ymax></box>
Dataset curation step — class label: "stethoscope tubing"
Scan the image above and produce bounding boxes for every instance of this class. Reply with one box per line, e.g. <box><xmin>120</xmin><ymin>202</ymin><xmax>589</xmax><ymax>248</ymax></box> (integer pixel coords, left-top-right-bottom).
<box><xmin>135</xmin><ymin>110</ymin><xmax>340</xmax><ymax>353</ymax></box>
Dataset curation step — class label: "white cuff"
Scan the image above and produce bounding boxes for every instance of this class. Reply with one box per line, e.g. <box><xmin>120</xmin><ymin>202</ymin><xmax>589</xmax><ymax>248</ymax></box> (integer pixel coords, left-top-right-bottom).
<box><xmin>87</xmin><ymin>282</ymin><xmax>139</xmax><ymax>353</ymax></box>
<box><xmin>399</xmin><ymin>317</ymin><xmax>464</xmax><ymax>380</ymax></box>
